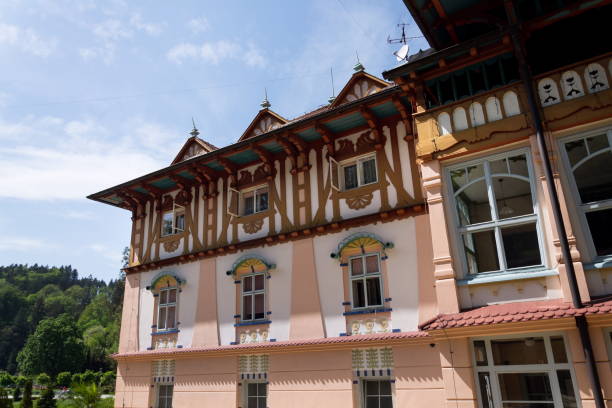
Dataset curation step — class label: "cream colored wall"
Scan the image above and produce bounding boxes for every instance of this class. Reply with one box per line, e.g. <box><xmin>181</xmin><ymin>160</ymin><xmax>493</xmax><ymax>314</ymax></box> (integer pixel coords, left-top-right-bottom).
<box><xmin>114</xmin><ymin>360</ymin><xmax>151</xmax><ymax>408</ymax></box>
<box><xmin>173</xmin><ymin>356</ymin><xmax>237</xmax><ymax>407</ymax></box>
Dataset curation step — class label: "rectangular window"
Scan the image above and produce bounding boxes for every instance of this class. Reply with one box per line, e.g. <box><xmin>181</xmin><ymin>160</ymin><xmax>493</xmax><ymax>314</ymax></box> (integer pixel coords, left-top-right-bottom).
<box><xmin>330</xmin><ymin>154</ymin><xmax>378</xmax><ymax>191</ymax></box>
<box><xmin>242</xmin><ymin>273</ymin><xmax>266</xmax><ymax>321</ymax></box>
<box><xmin>473</xmin><ymin>335</ymin><xmax>579</xmax><ymax>408</ymax></box>
<box><xmin>561</xmin><ymin>130</ymin><xmax>612</xmax><ymax>258</ymax></box>
<box><xmin>157</xmin><ymin>384</ymin><xmax>173</xmax><ymax>408</ymax></box>
<box><xmin>350</xmin><ymin>253</ymin><xmax>383</xmax><ymax>309</ymax></box>
<box><xmin>157</xmin><ymin>288</ymin><xmax>177</xmax><ymax>330</ymax></box>
<box><xmin>363</xmin><ymin>380</ymin><xmax>393</xmax><ymax>408</ymax></box>
<box><xmin>239</xmin><ymin>186</ymin><xmax>269</xmax><ymax>216</ymax></box>
<box><xmin>161</xmin><ymin>204</ymin><xmax>185</xmax><ymax>236</ymax></box>
<box><xmin>448</xmin><ymin>150</ymin><xmax>544</xmax><ymax>275</ymax></box>
<box><xmin>246</xmin><ymin>382</ymin><xmax>267</xmax><ymax>408</ymax></box>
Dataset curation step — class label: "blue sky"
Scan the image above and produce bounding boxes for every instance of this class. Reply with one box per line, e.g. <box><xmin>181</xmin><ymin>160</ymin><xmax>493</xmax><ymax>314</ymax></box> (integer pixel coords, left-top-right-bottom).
<box><xmin>0</xmin><ymin>0</ymin><xmax>428</xmax><ymax>282</ymax></box>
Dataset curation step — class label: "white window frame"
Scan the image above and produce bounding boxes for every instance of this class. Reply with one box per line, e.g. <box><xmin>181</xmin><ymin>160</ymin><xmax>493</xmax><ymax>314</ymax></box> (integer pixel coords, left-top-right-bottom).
<box><xmin>359</xmin><ymin>378</ymin><xmax>395</xmax><ymax>408</ymax></box>
<box><xmin>471</xmin><ymin>333</ymin><xmax>581</xmax><ymax>408</ymax></box>
<box><xmin>559</xmin><ymin>128</ymin><xmax>612</xmax><ymax>261</ymax></box>
<box><xmin>229</xmin><ymin>184</ymin><xmax>269</xmax><ymax>217</ymax></box>
<box><xmin>156</xmin><ymin>383</ymin><xmax>173</xmax><ymax>408</ymax></box>
<box><xmin>348</xmin><ymin>252</ymin><xmax>384</xmax><ymax>310</ymax></box>
<box><xmin>243</xmin><ymin>381</ymin><xmax>267</xmax><ymax>408</ymax></box>
<box><xmin>157</xmin><ymin>287</ymin><xmax>178</xmax><ymax>331</ymax></box>
<box><xmin>161</xmin><ymin>203</ymin><xmax>185</xmax><ymax>237</ymax></box>
<box><xmin>241</xmin><ymin>272</ymin><xmax>267</xmax><ymax>322</ymax></box>
<box><xmin>330</xmin><ymin>153</ymin><xmax>378</xmax><ymax>192</ymax></box>
<box><xmin>445</xmin><ymin>148</ymin><xmax>547</xmax><ymax>277</ymax></box>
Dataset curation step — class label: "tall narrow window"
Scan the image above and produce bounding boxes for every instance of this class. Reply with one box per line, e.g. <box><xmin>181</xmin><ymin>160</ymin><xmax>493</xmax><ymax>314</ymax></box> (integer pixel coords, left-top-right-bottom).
<box><xmin>363</xmin><ymin>380</ymin><xmax>393</xmax><ymax>408</ymax></box>
<box><xmin>473</xmin><ymin>336</ymin><xmax>578</xmax><ymax>408</ymax></box>
<box><xmin>242</xmin><ymin>273</ymin><xmax>266</xmax><ymax>321</ymax></box>
<box><xmin>246</xmin><ymin>382</ymin><xmax>267</xmax><ymax>408</ymax></box>
<box><xmin>161</xmin><ymin>204</ymin><xmax>185</xmax><ymax>236</ymax></box>
<box><xmin>350</xmin><ymin>253</ymin><xmax>383</xmax><ymax>309</ymax></box>
<box><xmin>158</xmin><ymin>287</ymin><xmax>177</xmax><ymax>331</ymax></box>
<box><xmin>449</xmin><ymin>151</ymin><xmax>543</xmax><ymax>275</ymax></box>
<box><xmin>562</xmin><ymin>131</ymin><xmax>612</xmax><ymax>257</ymax></box>
<box><xmin>339</xmin><ymin>155</ymin><xmax>378</xmax><ymax>191</ymax></box>
<box><xmin>157</xmin><ymin>384</ymin><xmax>173</xmax><ymax>408</ymax></box>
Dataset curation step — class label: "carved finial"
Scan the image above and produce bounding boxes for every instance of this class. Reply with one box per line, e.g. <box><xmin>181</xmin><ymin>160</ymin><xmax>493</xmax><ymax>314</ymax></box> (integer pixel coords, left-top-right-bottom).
<box><xmin>190</xmin><ymin>117</ymin><xmax>199</xmax><ymax>137</ymax></box>
<box><xmin>260</xmin><ymin>88</ymin><xmax>271</xmax><ymax>108</ymax></box>
<box><xmin>328</xmin><ymin>67</ymin><xmax>336</xmax><ymax>104</ymax></box>
<box><xmin>353</xmin><ymin>51</ymin><xmax>364</xmax><ymax>72</ymax></box>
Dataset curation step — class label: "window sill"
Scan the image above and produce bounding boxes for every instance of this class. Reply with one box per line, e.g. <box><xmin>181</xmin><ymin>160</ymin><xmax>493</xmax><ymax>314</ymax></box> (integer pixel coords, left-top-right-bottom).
<box><xmin>234</xmin><ymin>320</ymin><xmax>271</xmax><ymax>327</ymax></box>
<box><xmin>235</xmin><ymin>209</ymin><xmax>274</xmax><ymax>222</ymax></box>
<box><xmin>583</xmin><ymin>256</ymin><xmax>612</xmax><ymax>271</ymax></box>
<box><xmin>457</xmin><ymin>268</ymin><xmax>557</xmax><ymax>286</ymax></box>
<box><xmin>151</xmin><ymin>329</ymin><xmax>180</xmax><ymax>336</ymax></box>
<box><xmin>334</xmin><ymin>181</ymin><xmax>384</xmax><ymax>199</ymax></box>
<box><xmin>159</xmin><ymin>233</ymin><xmax>185</xmax><ymax>242</ymax></box>
<box><xmin>343</xmin><ymin>307</ymin><xmax>392</xmax><ymax>316</ymax></box>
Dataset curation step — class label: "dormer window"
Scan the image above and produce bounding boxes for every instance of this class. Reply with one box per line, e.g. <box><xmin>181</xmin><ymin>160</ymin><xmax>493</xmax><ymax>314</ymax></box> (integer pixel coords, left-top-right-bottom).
<box><xmin>330</xmin><ymin>154</ymin><xmax>378</xmax><ymax>191</ymax></box>
<box><xmin>161</xmin><ymin>204</ymin><xmax>185</xmax><ymax>236</ymax></box>
<box><xmin>229</xmin><ymin>185</ymin><xmax>269</xmax><ymax>217</ymax></box>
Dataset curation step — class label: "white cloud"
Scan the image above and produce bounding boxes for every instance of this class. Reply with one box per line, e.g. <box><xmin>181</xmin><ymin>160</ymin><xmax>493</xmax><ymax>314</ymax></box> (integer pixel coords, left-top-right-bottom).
<box><xmin>0</xmin><ymin>237</ymin><xmax>52</xmax><ymax>251</ymax></box>
<box><xmin>130</xmin><ymin>13</ymin><xmax>165</xmax><ymax>36</ymax></box>
<box><xmin>88</xmin><ymin>243</ymin><xmax>120</xmax><ymax>261</ymax></box>
<box><xmin>0</xmin><ymin>22</ymin><xmax>57</xmax><ymax>57</ymax></box>
<box><xmin>187</xmin><ymin>17</ymin><xmax>210</xmax><ymax>34</ymax></box>
<box><xmin>0</xmin><ymin>115</ymin><xmax>181</xmax><ymax>200</ymax></box>
<box><xmin>167</xmin><ymin>40</ymin><xmax>266</xmax><ymax>68</ymax></box>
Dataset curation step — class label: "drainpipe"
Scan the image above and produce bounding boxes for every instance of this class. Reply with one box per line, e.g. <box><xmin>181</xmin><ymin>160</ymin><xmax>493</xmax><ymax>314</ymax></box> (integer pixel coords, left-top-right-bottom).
<box><xmin>505</xmin><ymin>7</ymin><xmax>605</xmax><ymax>407</ymax></box>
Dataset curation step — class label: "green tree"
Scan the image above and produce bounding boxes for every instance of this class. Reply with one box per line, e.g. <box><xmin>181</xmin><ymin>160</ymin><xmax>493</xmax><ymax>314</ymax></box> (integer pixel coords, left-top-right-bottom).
<box><xmin>81</xmin><ymin>372</ymin><xmax>96</xmax><ymax>386</ymax></box>
<box><xmin>12</xmin><ymin>386</ymin><xmax>21</xmax><ymax>402</ymax></box>
<box><xmin>35</xmin><ymin>387</ymin><xmax>55</xmax><ymax>408</ymax></box>
<box><xmin>35</xmin><ymin>373</ymin><xmax>51</xmax><ymax>388</ymax></box>
<box><xmin>0</xmin><ymin>387</ymin><xmax>10</xmax><ymax>408</ymax></box>
<box><xmin>0</xmin><ymin>372</ymin><xmax>14</xmax><ymax>388</ymax></box>
<box><xmin>65</xmin><ymin>383</ymin><xmax>100</xmax><ymax>408</ymax></box>
<box><xmin>21</xmin><ymin>380</ymin><xmax>33</xmax><ymax>408</ymax></box>
<box><xmin>99</xmin><ymin>372</ymin><xmax>115</xmax><ymax>393</ymax></box>
<box><xmin>16</xmin><ymin>376</ymin><xmax>27</xmax><ymax>387</ymax></box>
<box><xmin>70</xmin><ymin>374</ymin><xmax>83</xmax><ymax>386</ymax></box>
<box><xmin>17</xmin><ymin>314</ymin><xmax>85</xmax><ymax>377</ymax></box>
<box><xmin>56</xmin><ymin>373</ymin><xmax>71</xmax><ymax>389</ymax></box>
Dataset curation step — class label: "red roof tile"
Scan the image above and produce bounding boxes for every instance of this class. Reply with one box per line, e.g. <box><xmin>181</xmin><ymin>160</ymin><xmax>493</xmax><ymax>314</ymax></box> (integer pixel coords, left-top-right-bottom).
<box><xmin>420</xmin><ymin>297</ymin><xmax>612</xmax><ymax>331</ymax></box>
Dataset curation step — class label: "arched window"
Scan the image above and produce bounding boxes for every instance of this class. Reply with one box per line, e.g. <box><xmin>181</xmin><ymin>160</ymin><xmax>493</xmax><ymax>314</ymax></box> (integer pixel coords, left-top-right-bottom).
<box><xmin>560</xmin><ymin>70</ymin><xmax>585</xmax><ymax>100</ymax></box>
<box><xmin>453</xmin><ymin>107</ymin><xmax>469</xmax><ymax>131</ymax></box>
<box><xmin>437</xmin><ymin>112</ymin><xmax>452</xmax><ymax>135</ymax></box>
<box><xmin>229</xmin><ymin>256</ymin><xmax>275</xmax><ymax>323</ymax></box>
<box><xmin>469</xmin><ymin>102</ymin><xmax>486</xmax><ymax>127</ymax></box>
<box><xmin>537</xmin><ymin>78</ymin><xmax>561</xmax><ymax>107</ymax></box>
<box><xmin>584</xmin><ymin>63</ymin><xmax>609</xmax><ymax>93</ymax></box>
<box><xmin>485</xmin><ymin>97</ymin><xmax>503</xmax><ymax>122</ymax></box>
<box><xmin>502</xmin><ymin>91</ymin><xmax>521</xmax><ymax>116</ymax></box>
<box><xmin>149</xmin><ymin>273</ymin><xmax>184</xmax><ymax>333</ymax></box>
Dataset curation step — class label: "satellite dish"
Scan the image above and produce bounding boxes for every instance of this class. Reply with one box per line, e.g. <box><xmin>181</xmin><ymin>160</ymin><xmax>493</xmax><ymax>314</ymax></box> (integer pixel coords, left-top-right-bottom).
<box><xmin>394</xmin><ymin>44</ymin><xmax>409</xmax><ymax>62</ymax></box>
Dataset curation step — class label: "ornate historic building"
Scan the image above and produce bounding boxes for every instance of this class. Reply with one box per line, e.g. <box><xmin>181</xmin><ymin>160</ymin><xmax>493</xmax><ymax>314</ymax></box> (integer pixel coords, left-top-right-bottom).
<box><xmin>90</xmin><ymin>1</ymin><xmax>612</xmax><ymax>407</ymax></box>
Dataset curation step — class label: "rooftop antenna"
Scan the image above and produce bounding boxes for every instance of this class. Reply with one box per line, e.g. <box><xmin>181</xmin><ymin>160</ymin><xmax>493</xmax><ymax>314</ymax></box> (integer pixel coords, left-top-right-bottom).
<box><xmin>190</xmin><ymin>117</ymin><xmax>199</xmax><ymax>137</ymax></box>
<box><xmin>388</xmin><ymin>23</ymin><xmax>419</xmax><ymax>62</ymax></box>
<box><xmin>328</xmin><ymin>67</ymin><xmax>336</xmax><ymax>104</ymax></box>
<box><xmin>260</xmin><ymin>88</ymin><xmax>271</xmax><ymax>109</ymax></box>
<box><xmin>353</xmin><ymin>50</ymin><xmax>365</xmax><ymax>72</ymax></box>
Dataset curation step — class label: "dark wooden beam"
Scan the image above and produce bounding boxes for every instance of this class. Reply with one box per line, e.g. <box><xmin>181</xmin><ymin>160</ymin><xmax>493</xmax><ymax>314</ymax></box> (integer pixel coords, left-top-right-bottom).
<box><xmin>315</xmin><ymin>123</ymin><xmax>335</xmax><ymax>156</ymax></box>
<box><xmin>359</xmin><ymin>106</ymin><xmax>383</xmax><ymax>149</ymax></box>
<box><xmin>391</xmin><ymin>96</ymin><xmax>413</xmax><ymax>141</ymax></box>
<box><xmin>216</xmin><ymin>157</ymin><xmax>237</xmax><ymax>175</ymax></box>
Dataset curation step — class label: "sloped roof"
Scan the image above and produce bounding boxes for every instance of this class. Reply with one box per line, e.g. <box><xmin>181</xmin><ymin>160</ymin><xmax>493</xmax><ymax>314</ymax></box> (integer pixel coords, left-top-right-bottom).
<box><xmin>238</xmin><ymin>108</ymin><xmax>288</xmax><ymax>142</ymax></box>
<box><xmin>171</xmin><ymin>136</ymin><xmax>218</xmax><ymax>165</ymax></box>
<box><xmin>330</xmin><ymin>70</ymin><xmax>392</xmax><ymax>108</ymax></box>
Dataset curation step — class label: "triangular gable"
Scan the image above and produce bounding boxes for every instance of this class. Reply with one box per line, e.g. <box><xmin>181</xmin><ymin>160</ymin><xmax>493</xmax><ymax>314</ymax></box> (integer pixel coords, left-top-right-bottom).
<box><xmin>331</xmin><ymin>71</ymin><xmax>391</xmax><ymax>108</ymax></box>
<box><xmin>238</xmin><ymin>109</ymin><xmax>288</xmax><ymax>142</ymax></box>
<box><xmin>171</xmin><ymin>136</ymin><xmax>218</xmax><ymax>165</ymax></box>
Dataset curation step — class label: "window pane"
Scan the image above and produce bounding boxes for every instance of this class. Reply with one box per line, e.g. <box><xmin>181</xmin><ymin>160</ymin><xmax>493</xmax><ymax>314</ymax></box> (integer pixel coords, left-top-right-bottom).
<box><xmin>244</xmin><ymin>195</ymin><xmax>255</xmax><ymax>216</ymax></box>
<box><xmin>351</xmin><ymin>258</ymin><xmax>364</xmax><ymax>276</ymax></box>
<box><xmin>344</xmin><ymin>164</ymin><xmax>358</xmax><ymax>190</ymax></box>
<box><xmin>160</xmin><ymin>290</ymin><xmax>168</xmax><ymax>305</ymax></box>
<box><xmin>501</xmin><ymin>223</ymin><xmax>542</xmax><ymax>268</ymax></box>
<box><xmin>168</xmin><ymin>289</ymin><xmax>177</xmax><ymax>303</ymax></box>
<box><xmin>247</xmin><ymin>397</ymin><xmax>257</xmax><ymax>408</ymax></box>
<box><xmin>254</xmin><ymin>274</ymin><xmax>264</xmax><ymax>291</ymax></box>
<box><xmin>493</xmin><ymin>177</ymin><xmax>534</xmax><ymax>219</ymax></box>
<box><xmin>498</xmin><ymin>372</ymin><xmax>553</xmax><ymax>402</ymax></box>
<box><xmin>257</xmin><ymin>397</ymin><xmax>267</xmax><ymax>408</ymax></box>
<box><xmin>379</xmin><ymin>381</ymin><xmax>391</xmax><ymax>396</ymax></box>
<box><xmin>380</xmin><ymin>396</ymin><xmax>393</xmax><ymax>408</ymax></box>
<box><xmin>550</xmin><ymin>337</ymin><xmax>568</xmax><ymax>363</ymax></box>
<box><xmin>463</xmin><ymin>230</ymin><xmax>500</xmax><ymax>274</ymax></box>
<box><xmin>450</xmin><ymin>169</ymin><xmax>467</xmax><ymax>191</ymax></box>
<box><xmin>573</xmin><ymin>150</ymin><xmax>612</xmax><ymax>203</ymax></box>
<box><xmin>175</xmin><ymin>213</ymin><xmax>185</xmax><ymax>231</ymax></box>
<box><xmin>254</xmin><ymin>294</ymin><xmax>265</xmax><ymax>319</ymax></box>
<box><xmin>362</xmin><ymin>158</ymin><xmax>377</xmax><ymax>184</ymax></box>
<box><xmin>456</xmin><ymin>180</ymin><xmax>492</xmax><ymax>226</ymax></box>
<box><xmin>492</xmin><ymin>338</ymin><xmax>547</xmax><ymax>365</ymax></box>
<box><xmin>565</xmin><ymin>139</ymin><xmax>588</xmax><ymax>168</ymax></box>
<box><xmin>478</xmin><ymin>372</ymin><xmax>493</xmax><ymax>408</ymax></box>
<box><xmin>586</xmin><ymin>208</ymin><xmax>612</xmax><ymax>256</ymax></box>
<box><xmin>243</xmin><ymin>276</ymin><xmax>252</xmax><ymax>292</ymax></box>
<box><xmin>490</xmin><ymin>157</ymin><xmax>509</xmax><ymax>175</ymax></box>
<box><xmin>158</xmin><ymin>307</ymin><xmax>167</xmax><ymax>330</ymax></box>
<box><xmin>162</xmin><ymin>212</ymin><xmax>174</xmax><ymax>235</ymax></box>
<box><xmin>258</xmin><ymin>383</ymin><xmax>267</xmax><ymax>396</ymax></box>
<box><xmin>366</xmin><ymin>277</ymin><xmax>382</xmax><ymax>306</ymax></box>
<box><xmin>248</xmin><ymin>383</ymin><xmax>258</xmax><ymax>396</ymax></box>
<box><xmin>256</xmin><ymin>190</ymin><xmax>268</xmax><ymax>212</ymax></box>
<box><xmin>586</xmin><ymin>134</ymin><xmax>609</xmax><ymax>153</ymax></box>
<box><xmin>352</xmin><ymin>279</ymin><xmax>366</xmax><ymax>308</ymax></box>
<box><xmin>166</xmin><ymin>306</ymin><xmax>176</xmax><ymax>329</ymax></box>
<box><xmin>365</xmin><ymin>255</ymin><xmax>379</xmax><ymax>274</ymax></box>
<box><xmin>473</xmin><ymin>340</ymin><xmax>488</xmax><ymax>366</ymax></box>
<box><xmin>366</xmin><ymin>397</ymin><xmax>379</xmax><ymax>408</ymax></box>
<box><xmin>556</xmin><ymin>370</ymin><xmax>578</xmax><ymax>408</ymax></box>
<box><xmin>508</xmin><ymin>154</ymin><xmax>529</xmax><ymax>177</ymax></box>
<box><xmin>365</xmin><ymin>380</ymin><xmax>379</xmax><ymax>395</ymax></box>
<box><xmin>243</xmin><ymin>294</ymin><xmax>253</xmax><ymax>320</ymax></box>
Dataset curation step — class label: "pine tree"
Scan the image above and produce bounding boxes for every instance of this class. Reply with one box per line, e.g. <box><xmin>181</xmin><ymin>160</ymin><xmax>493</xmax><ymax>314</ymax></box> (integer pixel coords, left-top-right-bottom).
<box><xmin>12</xmin><ymin>385</ymin><xmax>21</xmax><ymax>402</ymax></box>
<box><xmin>35</xmin><ymin>387</ymin><xmax>55</xmax><ymax>408</ymax></box>
<box><xmin>21</xmin><ymin>380</ymin><xmax>33</xmax><ymax>408</ymax></box>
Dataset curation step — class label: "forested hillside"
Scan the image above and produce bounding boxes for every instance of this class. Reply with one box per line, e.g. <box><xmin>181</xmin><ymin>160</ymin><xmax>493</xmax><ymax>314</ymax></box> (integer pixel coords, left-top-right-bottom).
<box><xmin>0</xmin><ymin>263</ymin><xmax>124</xmax><ymax>376</ymax></box>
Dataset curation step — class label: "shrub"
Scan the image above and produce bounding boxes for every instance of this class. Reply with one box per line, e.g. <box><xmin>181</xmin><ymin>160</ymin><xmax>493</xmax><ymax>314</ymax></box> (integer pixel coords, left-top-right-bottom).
<box><xmin>56</xmin><ymin>373</ymin><xmax>71</xmax><ymax>389</ymax></box>
<box><xmin>0</xmin><ymin>373</ymin><xmax>14</xmax><ymax>388</ymax></box>
<box><xmin>16</xmin><ymin>376</ymin><xmax>28</xmax><ymax>387</ymax></box>
<box><xmin>36</xmin><ymin>374</ymin><xmax>51</xmax><ymax>388</ymax></box>
<box><xmin>70</xmin><ymin>374</ymin><xmax>83</xmax><ymax>386</ymax></box>
<box><xmin>81</xmin><ymin>372</ymin><xmax>96</xmax><ymax>386</ymax></box>
<box><xmin>99</xmin><ymin>372</ymin><xmax>115</xmax><ymax>393</ymax></box>
<box><xmin>22</xmin><ymin>380</ymin><xmax>33</xmax><ymax>408</ymax></box>
<box><xmin>12</xmin><ymin>385</ymin><xmax>21</xmax><ymax>402</ymax></box>
<box><xmin>35</xmin><ymin>387</ymin><xmax>56</xmax><ymax>408</ymax></box>
<box><xmin>0</xmin><ymin>387</ymin><xmax>11</xmax><ymax>408</ymax></box>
